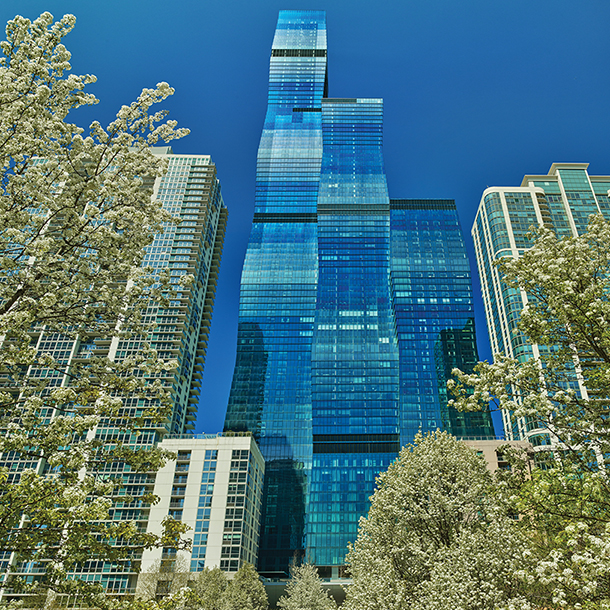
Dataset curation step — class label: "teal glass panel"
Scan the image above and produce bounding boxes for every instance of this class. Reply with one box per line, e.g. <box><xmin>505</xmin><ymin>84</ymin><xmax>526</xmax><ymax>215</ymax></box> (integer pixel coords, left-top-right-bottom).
<box><xmin>505</xmin><ymin>191</ymin><xmax>538</xmax><ymax>249</ymax></box>
<box><xmin>532</xmin><ymin>181</ymin><xmax>573</xmax><ymax>237</ymax></box>
<box><xmin>557</xmin><ymin>168</ymin><xmax>599</xmax><ymax>235</ymax></box>
<box><xmin>591</xmin><ymin>180</ymin><xmax>610</xmax><ymax>195</ymax></box>
<box><xmin>483</xmin><ymin>192</ymin><xmax>510</xmax><ymax>254</ymax></box>
<box><xmin>546</xmin><ymin>195</ymin><xmax>572</xmax><ymax>238</ymax></box>
<box><xmin>532</xmin><ymin>180</ymin><xmax>561</xmax><ymax>193</ymax></box>
<box><xmin>596</xmin><ymin>194</ymin><xmax>610</xmax><ymax>220</ymax></box>
<box><xmin>475</xmin><ymin>212</ymin><xmax>505</xmax><ymax>355</ymax></box>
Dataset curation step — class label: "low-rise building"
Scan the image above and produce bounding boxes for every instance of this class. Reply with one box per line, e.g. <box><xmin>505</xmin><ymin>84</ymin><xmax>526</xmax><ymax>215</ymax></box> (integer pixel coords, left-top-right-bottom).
<box><xmin>462</xmin><ymin>438</ymin><xmax>532</xmax><ymax>472</ymax></box>
<box><xmin>138</xmin><ymin>434</ymin><xmax>264</xmax><ymax>596</ymax></box>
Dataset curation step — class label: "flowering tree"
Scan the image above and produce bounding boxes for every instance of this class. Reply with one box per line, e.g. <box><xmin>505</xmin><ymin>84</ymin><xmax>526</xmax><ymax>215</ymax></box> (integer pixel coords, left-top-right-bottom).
<box><xmin>451</xmin><ymin>215</ymin><xmax>610</xmax><ymax>468</ymax></box>
<box><xmin>220</xmin><ymin>563</ymin><xmax>268</xmax><ymax>610</ymax></box>
<box><xmin>187</xmin><ymin>567</ymin><xmax>228</xmax><ymax>610</ymax></box>
<box><xmin>343</xmin><ymin>431</ymin><xmax>530</xmax><ymax>610</ymax></box>
<box><xmin>450</xmin><ymin>215</ymin><xmax>610</xmax><ymax>608</ymax></box>
<box><xmin>277</xmin><ymin>563</ymin><xmax>336</xmax><ymax>610</ymax></box>
<box><xmin>138</xmin><ymin>564</ymin><xmax>266</xmax><ymax>610</ymax></box>
<box><xmin>0</xmin><ymin>11</ymin><xmax>190</xmax><ymax>603</ymax></box>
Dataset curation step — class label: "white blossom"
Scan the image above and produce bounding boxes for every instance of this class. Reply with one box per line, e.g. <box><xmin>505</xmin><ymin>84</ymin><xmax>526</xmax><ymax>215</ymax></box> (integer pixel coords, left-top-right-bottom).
<box><xmin>450</xmin><ymin>215</ymin><xmax>610</xmax><ymax>608</ymax></box>
<box><xmin>0</xmin><ymin>12</ymin><xmax>190</xmax><ymax>605</ymax></box>
<box><xmin>343</xmin><ymin>432</ymin><xmax>530</xmax><ymax>610</ymax></box>
<box><xmin>277</xmin><ymin>564</ymin><xmax>337</xmax><ymax>610</ymax></box>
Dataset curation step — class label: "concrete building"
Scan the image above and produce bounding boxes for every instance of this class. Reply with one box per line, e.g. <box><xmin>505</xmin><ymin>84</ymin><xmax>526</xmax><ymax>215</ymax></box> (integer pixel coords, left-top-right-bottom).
<box><xmin>139</xmin><ymin>434</ymin><xmax>264</xmax><ymax>586</ymax></box>
<box><xmin>462</xmin><ymin>439</ymin><xmax>532</xmax><ymax>472</ymax></box>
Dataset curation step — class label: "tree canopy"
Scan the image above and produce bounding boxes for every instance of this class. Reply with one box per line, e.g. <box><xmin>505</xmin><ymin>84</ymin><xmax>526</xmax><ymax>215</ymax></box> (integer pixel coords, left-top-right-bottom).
<box><xmin>450</xmin><ymin>215</ymin><xmax>610</xmax><ymax>608</ymax></box>
<box><xmin>277</xmin><ymin>563</ymin><xmax>336</xmax><ymax>610</ymax></box>
<box><xmin>188</xmin><ymin>567</ymin><xmax>228</xmax><ymax>610</ymax></box>
<box><xmin>343</xmin><ymin>431</ymin><xmax>529</xmax><ymax>610</ymax></box>
<box><xmin>219</xmin><ymin>563</ymin><xmax>268</xmax><ymax>610</ymax></box>
<box><xmin>0</xmin><ymin>11</ymin><xmax>189</xmax><ymax>603</ymax></box>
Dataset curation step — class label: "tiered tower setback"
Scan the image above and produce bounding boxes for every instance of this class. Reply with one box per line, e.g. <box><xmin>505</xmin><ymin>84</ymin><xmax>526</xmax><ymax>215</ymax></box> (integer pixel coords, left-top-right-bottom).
<box><xmin>224</xmin><ymin>11</ymin><xmax>493</xmax><ymax>575</ymax></box>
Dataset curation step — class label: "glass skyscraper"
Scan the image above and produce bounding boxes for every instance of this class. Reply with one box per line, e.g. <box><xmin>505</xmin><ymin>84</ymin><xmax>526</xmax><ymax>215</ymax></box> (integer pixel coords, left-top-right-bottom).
<box><xmin>224</xmin><ymin>10</ymin><xmax>493</xmax><ymax>575</ymax></box>
<box><xmin>390</xmin><ymin>199</ymin><xmax>494</xmax><ymax>444</ymax></box>
<box><xmin>472</xmin><ymin>162</ymin><xmax>610</xmax><ymax>446</ymax></box>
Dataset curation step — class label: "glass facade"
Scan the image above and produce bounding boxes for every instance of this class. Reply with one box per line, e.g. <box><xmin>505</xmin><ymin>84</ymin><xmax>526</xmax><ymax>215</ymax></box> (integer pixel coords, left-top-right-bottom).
<box><xmin>224</xmin><ymin>10</ymin><xmax>326</xmax><ymax>575</ymax></box>
<box><xmin>310</xmin><ymin>98</ymin><xmax>399</xmax><ymax>566</ymax></box>
<box><xmin>225</xmin><ymin>10</ymin><xmax>493</xmax><ymax>575</ymax></box>
<box><xmin>389</xmin><ymin>199</ymin><xmax>494</xmax><ymax>444</ymax></box>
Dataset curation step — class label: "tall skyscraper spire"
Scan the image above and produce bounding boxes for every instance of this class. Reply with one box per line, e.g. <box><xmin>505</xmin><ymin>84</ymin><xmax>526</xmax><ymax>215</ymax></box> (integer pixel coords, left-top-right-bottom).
<box><xmin>224</xmin><ymin>10</ymin><xmax>327</xmax><ymax>574</ymax></box>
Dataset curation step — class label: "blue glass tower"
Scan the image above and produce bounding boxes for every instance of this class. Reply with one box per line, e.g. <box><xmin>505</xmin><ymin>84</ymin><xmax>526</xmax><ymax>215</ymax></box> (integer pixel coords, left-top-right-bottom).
<box><xmin>389</xmin><ymin>199</ymin><xmax>494</xmax><ymax>444</ymax></box>
<box><xmin>224</xmin><ymin>11</ymin><xmax>493</xmax><ymax>575</ymax></box>
<box><xmin>309</xmin><ymin>99</ymin><xmax>400</xmax><ymax>565</ymax></box>
<box><xmin>224</xmin><ymin>10</ymin><xmax>326</xmax><ymax>574</ymax></box>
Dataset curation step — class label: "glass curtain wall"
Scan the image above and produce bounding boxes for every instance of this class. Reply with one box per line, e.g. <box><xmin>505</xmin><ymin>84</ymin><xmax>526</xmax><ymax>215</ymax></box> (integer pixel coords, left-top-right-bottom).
<box><xmin>224</xmin><ymin>10</ymin><xmax>327</xmax><ymax>574</ymax></box>
<box><xmin>389</xmin><ymin>199</ymin><xmax>494</xmax><ymax>444</ymax></box>
<box><xmin>309</xmin><ymin>99</ymin><xmax>400</xmax><ymax>566</ymax></box>
<box><xmin>225</xmin><ymin>10</ymin><xmax>495</xmax><ymax>575</ymax></box>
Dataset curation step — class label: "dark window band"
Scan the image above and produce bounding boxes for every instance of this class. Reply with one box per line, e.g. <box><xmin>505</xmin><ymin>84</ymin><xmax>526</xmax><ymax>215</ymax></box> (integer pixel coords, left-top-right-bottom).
<box><xmin>321</xmin><ymin>98</ymin><xmax>358</xmax><ymax>104</ymax></box>
<box><xmin>313</xmin><ymin>442</ymin><xmax>400</xmax><ymax>454</ymax></box>
<box><xmin>390</xmin><ymin>199</ymin><xmax>456</xmax><ymax>210</ymax></box>
<box><xmin>272</xmin><ymin>49</ymin><xmax>327</xmax><ymax>57</ymax></box>
<box><xmin>253</xmin><ymin>213</ymin><xmax>317</xmax><ymax>223</ymax></box>
<box><xmin>317</xmin><ymin>204</ymin><xmax>389</xmax><ymax>215</ymax></box>
<box><xmin>313</xmin><ymin>433</ymin><xmax>400</xmax><ymax>454</ymax></box>
<box><xmin>314</xmin><ymin>434</ymin><xmax>399</xmax><ymax>443</ymax></box>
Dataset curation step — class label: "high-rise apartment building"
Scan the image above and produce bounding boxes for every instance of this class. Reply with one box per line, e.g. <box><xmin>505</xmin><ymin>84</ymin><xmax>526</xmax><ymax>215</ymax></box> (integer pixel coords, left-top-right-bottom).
<box><xmin>472</xmin><ymin>162</ymin><xmax>610</xmax><ymax>445</ymax></box>
<box><xmin>0</xmin><ymin>148</ymin><xmax>227</xmax><ymax>601</ymax></box>
<box><xmin>224</xmin><ymin>10</ymin><xmax>493</xmax><ymax>575</ymax></box>
<box><xmin>144</xmin><ymin>148</ymin><xmax>227</xmax><ymax>435</ymax></box>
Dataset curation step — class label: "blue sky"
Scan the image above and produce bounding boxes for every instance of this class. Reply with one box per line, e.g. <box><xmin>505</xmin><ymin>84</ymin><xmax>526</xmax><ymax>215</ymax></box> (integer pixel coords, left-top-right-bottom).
<box><xmin>4</xmin><ymin>0</ymin><xmax>610</xmax><ymax>434</ymax></box>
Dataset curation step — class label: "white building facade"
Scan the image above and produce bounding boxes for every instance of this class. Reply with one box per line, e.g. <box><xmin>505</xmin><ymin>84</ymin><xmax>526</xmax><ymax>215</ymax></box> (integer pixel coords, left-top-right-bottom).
<box><xmin>139</xmin><ymin>434</ymin><xmax>264</xmax><ymax>586</ymax></box>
